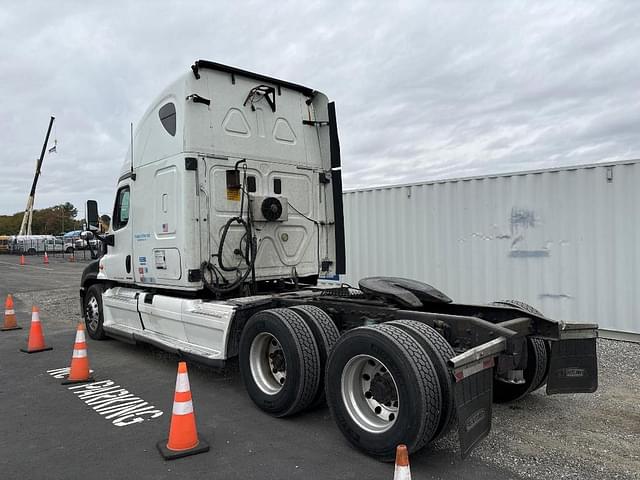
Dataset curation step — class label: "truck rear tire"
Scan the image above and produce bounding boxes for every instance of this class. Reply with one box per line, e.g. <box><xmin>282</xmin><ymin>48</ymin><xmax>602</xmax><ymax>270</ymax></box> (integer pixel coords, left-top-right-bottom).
<box><xmin>491</xmin><ymin>300</ymin><xmax>550</xmax><ymax>402</ymax></box>
<box><xmin>288</xmin><ymin>305</ymin><xmax>340</xmax><ymax>408</ymax></box>
<box><xmin>239</xmin><ymin>308</ymin><xmax>321</xmax><ymax>417</ymax></box>
<box><xmin>84</xmin><ymin>284</ymin><xmax>107</xmax><ymax>340</ymax></box>
<box><xmin>387</xmin><ymin>320</ymin><xmax>456</xmax><ymax>441</ymax></box>
<box><xmin>325</xmin><ymin>324</ymin><xmax>442</xmax><ymax>462</ymax></box>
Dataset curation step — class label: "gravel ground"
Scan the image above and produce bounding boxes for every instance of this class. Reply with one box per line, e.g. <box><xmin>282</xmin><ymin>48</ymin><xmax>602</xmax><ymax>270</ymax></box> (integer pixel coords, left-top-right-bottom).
<box><xmin>431</xmin><ymin>338</ymin><xmax>640</xmax><ymax>480</ymax></box>
<box><xmin>14</xmin><ymin>287</ymin><xmax>83</xmax><ymax>332</ymax></box>
<box><xmin>12</xmin><ymin>286</ymin><xmax>640</xmax><ymax>479</ymax></box>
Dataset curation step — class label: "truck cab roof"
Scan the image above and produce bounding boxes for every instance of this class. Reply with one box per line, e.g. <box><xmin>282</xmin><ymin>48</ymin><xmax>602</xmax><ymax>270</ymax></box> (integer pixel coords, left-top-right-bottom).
<box><xmin>120</xmin><ymin>60</ymin><xmax>328</xmax><ymax>180</ymax></box>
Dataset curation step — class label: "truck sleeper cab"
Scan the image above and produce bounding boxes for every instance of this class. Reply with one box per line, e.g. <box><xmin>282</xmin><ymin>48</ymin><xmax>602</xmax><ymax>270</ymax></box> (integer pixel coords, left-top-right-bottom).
<box><xmin>80</xmin><ymin>61</ymin><xmax>598</xmax><ymax>462</ymax></box>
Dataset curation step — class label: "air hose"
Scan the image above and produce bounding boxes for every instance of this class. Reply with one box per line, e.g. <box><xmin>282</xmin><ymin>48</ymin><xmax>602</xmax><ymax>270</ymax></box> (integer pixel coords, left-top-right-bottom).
<box><xmin>201</xmin><ymin>161</ymin><xmax>257</xmax><ymax>295</ymax></box>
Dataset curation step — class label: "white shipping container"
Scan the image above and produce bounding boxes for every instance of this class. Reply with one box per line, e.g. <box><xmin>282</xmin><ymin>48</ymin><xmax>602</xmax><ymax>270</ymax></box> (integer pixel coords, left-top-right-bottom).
<box><xmin>342</xmin><ymin>159</ymin><xmax>640</xmax><ymax>339</ymax></box>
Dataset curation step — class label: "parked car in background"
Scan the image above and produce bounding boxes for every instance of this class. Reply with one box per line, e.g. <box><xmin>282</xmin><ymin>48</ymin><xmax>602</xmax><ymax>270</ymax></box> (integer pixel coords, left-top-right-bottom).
<box><xmin>0</xmin><ymin>235</ymin><xmax>9</xmax><ymax>253</ymax></box>
<box><xmin>14</xmin><ymin>235</ymin><xmax>54</xmax><ymax>254</ymax></box>
<box><xmin>12</xmin><ymin>235</ymin><xmax>73</xmax><ymax>254</ymax></box>
<box><xmin>74</xmin><ymin>238</ymin><xmax>99</xmax><ymax>250</ymax></box>
<box><xmin>46</xmin><ymin>237</ymin><xmax>74</xmax><ymax>253</ymax></box>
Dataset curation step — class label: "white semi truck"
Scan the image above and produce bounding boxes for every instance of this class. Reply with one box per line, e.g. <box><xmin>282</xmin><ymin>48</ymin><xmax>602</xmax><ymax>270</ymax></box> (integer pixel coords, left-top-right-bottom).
<box><xmin>80</xmin><ymin>60</ymin><xmax>599</xmax><ymax>461</ymax></box>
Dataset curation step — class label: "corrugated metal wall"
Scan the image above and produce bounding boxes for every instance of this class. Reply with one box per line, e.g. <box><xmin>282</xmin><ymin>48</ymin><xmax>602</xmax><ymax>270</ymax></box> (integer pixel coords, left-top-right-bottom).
<box><xmin>342</xmin><ymin>160</ymin><xmax>640</xmax><ymax>336</ymax></box>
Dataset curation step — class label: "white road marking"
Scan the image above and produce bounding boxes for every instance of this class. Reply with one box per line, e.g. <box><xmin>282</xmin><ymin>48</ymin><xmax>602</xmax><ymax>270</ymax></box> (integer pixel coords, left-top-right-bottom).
<box><xmin>46</xmin><ymin>368</ymin><xmax>164</xmax><ymax>426</ymax></box>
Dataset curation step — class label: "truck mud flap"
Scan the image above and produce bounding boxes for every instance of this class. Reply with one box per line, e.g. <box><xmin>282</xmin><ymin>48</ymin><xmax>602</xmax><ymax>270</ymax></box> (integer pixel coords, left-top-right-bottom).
<box><xmin>546</xmin><ymin>338</ymin><xmax>598</xmax><ymax>394</ymax></box>
<box><xmin>452</xmin><ymin>358</ymin><xmax>494</xmax><ymax>458</ymax></box>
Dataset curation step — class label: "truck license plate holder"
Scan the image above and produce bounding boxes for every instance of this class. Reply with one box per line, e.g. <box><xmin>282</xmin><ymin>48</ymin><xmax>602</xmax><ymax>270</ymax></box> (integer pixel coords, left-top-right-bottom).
<box><xmin>546</xmin><ymin>338</ymin><xmax>598</xmax><ymax>394</ymax></box>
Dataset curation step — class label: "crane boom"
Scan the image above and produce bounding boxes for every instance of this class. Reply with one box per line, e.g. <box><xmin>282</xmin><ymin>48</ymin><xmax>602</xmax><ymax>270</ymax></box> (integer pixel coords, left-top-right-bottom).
<box><xmin>18</xmin><ymin>116</ymin><xmax>55</xmax><ymax>236</ymax></box>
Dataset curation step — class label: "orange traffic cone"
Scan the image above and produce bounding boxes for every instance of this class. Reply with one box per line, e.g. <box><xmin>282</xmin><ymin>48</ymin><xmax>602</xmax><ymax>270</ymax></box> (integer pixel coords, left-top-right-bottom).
<box><xmin>1</xmin><ymin>294</ymin><xmax>21</xmax><ymax>331</ymax></box>
<box><xmin>393</xmin><ymin>445</ymin><xmax>411</xmax><ymax>480</ymax></box>
<box><xmin>19</xmin><ymin>254</ymin><xmax>26</xmax><ymax>266</ymax></box>
<box><xmin>157</xmin><ymin>362</ymin><xmax>209</xmax><ymax>460</ymax></box>
<box><xmin>43</xmin><ymin>252</ymin><xmax>49</xmax><ymax>264</ymax></box>
<box><xmin>62</xmin><ymin>323</ymin><xmax>94</xmax><ymax>384</ymax></box>
<box><xmin>20</xmin><ymin>306</ymin><xmax>53</xmax><ymax>353</ymax></box>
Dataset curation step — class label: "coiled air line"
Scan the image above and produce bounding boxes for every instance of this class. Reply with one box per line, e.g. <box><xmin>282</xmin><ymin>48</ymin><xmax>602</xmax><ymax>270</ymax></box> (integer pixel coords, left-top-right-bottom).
<box><xmin>201</xmin><ymin>160</ymin><xmax>257</xmax><ymax>294</ymax></box>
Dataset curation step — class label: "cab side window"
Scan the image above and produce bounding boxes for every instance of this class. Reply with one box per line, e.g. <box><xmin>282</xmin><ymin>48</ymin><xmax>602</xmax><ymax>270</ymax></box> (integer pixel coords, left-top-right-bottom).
<box><xmin>159</xmin><ymin>103</ymin><xmax>176</xmax><ymax>136</ymax></box>
<box><xmin>112</xmin><ymin>186</ymin><xmax>131</xmax><ymax>230</ymax></box>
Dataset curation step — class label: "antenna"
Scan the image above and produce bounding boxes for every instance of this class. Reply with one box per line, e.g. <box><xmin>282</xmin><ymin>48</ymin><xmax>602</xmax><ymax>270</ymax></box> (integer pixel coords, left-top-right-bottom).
<box><xmin>130</xmin><ymin>122</ymin><xmax>134</xmax><ymax>173</ymax></box>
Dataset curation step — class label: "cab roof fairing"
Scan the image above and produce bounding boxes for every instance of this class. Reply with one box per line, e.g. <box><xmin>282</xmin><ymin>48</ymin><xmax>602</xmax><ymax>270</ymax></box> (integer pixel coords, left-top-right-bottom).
<box><xmin>117</xmin><ymin>60</ymin><xmax>329</xmax><ymax>181</ymax></box>
<box><xmin>119</xmin><ymin>74</ymin><xmax>187</xmax><ymax>179</ymax></box>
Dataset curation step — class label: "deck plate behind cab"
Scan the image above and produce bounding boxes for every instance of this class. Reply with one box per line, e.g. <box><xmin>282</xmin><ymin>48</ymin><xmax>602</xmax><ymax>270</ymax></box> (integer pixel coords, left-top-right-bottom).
<box><xmin>358</xmin><ymin>277</ymin><xmax>452</xmax><ymax>308</ymax></box>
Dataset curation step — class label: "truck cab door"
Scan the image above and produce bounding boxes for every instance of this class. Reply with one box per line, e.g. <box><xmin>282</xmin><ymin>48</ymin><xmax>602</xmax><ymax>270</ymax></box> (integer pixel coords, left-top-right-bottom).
<box><xmin>103</xmin><ymin>184</ymin><xmax>134</xmax><ymax>282</ymax></box>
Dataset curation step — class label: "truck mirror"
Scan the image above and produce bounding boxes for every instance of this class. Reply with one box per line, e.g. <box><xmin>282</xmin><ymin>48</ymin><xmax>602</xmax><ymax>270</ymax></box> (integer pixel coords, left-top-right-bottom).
<box><xmin>86</xmin><ymin>200</ymin><xmax>99</xmax><ymax>232</ymax></box>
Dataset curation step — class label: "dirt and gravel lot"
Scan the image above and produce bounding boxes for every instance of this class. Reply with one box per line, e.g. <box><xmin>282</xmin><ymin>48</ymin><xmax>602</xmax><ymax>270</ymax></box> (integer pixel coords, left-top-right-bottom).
<box><xmin>0</xmin><ymin>256</ymin><xmax>638</xmax><ymax>479</ymax></box>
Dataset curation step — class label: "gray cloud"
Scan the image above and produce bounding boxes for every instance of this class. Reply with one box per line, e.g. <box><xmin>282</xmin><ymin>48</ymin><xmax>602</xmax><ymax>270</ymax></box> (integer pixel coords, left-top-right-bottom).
<box><xmin>1</xmin><ymin>1</ymin><xmax>639</xmax><ymax>217</ymax></box>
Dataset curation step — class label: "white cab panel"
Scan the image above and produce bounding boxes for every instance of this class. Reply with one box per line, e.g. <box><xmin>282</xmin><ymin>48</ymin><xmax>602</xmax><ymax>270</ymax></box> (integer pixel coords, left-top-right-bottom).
<box><xmin>101</xmin><ymin>287</ymin><xmax>236</xmax><ymax>362</ymax></box>
<box><xmin>138</xmin><ymin>293</ymin><xmax>188</xmax><ymax>341</ymax></box>
<box><xmin>182</xmin><ymin>301</ymin><xmax>237</xmax><ymax>355</ymax></box>
<box><xmin>154</xmin><ymin>166</ymin><xmax>178</xmax><ymax>237</ymax></box>
<box><xmin>102</xmin><ymin>287</ymin><xmax>142</xmax><ymax>332</ymax></box>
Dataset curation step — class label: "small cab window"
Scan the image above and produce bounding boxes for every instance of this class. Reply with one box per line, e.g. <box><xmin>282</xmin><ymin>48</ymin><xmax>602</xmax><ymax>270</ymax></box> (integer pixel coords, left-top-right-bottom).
<box><xmin>113</xmin><ymin>186</ymin><xmax>131</xmax><ymax>230</ymax></box>
<box><xmin>246</xmin><ymin>175</ymin><xmax>257</xmax><ymax>193</ymax></box>
<box><xmin>159</xmin><ymin>102</ymin><xmax>176</xmax><ymax>136</ymax></box>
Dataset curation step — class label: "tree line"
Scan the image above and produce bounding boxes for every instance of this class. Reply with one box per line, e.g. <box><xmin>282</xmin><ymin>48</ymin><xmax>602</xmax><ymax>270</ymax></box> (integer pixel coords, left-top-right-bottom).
<box><xmin>0</xmin><ymin>202</ymin><xmax>83</xmax><ymax>235</ymax></box>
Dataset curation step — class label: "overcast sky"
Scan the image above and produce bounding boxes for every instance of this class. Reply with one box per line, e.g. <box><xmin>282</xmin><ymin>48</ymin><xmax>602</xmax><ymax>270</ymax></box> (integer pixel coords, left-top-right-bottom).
<box><xmin>1</xmin><ymin>1</ymin><xmax>639</xmax><ymax>218</ymax></box>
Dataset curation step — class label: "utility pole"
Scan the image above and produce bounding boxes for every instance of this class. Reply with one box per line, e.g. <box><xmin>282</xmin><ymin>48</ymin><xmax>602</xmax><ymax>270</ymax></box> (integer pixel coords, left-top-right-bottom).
<box><xmin>18</xmin><ymin>116</ymin><xmax>55</xmax><ymax>236</ymax></box>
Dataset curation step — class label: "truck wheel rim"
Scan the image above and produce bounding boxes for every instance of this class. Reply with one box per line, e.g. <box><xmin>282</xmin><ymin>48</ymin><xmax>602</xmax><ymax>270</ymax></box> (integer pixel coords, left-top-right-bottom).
<box><xmin>341</xmin><ymin>354</ymin><xmax>399</xmax><ymax>433</ymax></box>
<box><xmin>86</xmin><ymin>296</ymin><xmax>100</xmax><ymax>331</ymax></box>
<box><xmin>249</xmin><ymin>333</ymin><xmax>286</xmax><ymax>395</ymax></box>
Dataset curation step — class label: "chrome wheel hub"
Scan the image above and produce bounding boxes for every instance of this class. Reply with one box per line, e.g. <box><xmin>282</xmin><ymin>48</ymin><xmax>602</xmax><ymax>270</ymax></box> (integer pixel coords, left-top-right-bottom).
<box><xmin>341</xmin><ymin>355</ymin><xmax>399</xmax><ymax>433</ymax></box>
<box><xmin>86</xmin><ymin>296</ymin><xmax>100</xmax><ymax>331</ymax></box>
<box><xmin>249</xmin><ymin>333</ymin><xmax>286</xmax><ymax>395</ymax></box>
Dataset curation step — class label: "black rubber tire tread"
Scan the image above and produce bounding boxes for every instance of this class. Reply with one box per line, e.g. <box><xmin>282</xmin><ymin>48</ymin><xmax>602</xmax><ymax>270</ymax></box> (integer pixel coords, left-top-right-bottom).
<box><xmin>239</xmin><ymin>308</ymin><xmax>321</xmax><ymax>417</ymax></box>
<box><xmin>387</xmin><ymin>320</ymin><xmax>456</xmax><ymax>440</ymax></box>
<box><xmin>288</xmin><ymin>305</ymin><xmax>340</xmax><ymax>408</ymax></box>
<box><xmin>491</xmin><ymin>300</ymin><xmax>549</xmax><ymax>402</ymax></box>
<box><xmin>537</xmin><ymin>340</ymin><xmax>552</xmax><ymax>391</ymax></box>
<box><xmin>326</xmin><ymin>323</ymin><xmax>442</xmax><ymax>461</ymax></box>
<box><xmin>491</xmin><ymin>300</ymin><xmax>552</xmax><ymax>391</ymax></box>
<box><xmin>84</xmin><ymin>284</ymin><xmax>107</xmax><ymax>340</ymax></box>
<box><xmin>526</xmin><ymin>337</ymin><xmax>549</xmax><ymax>393</ymax></box>
<box><xmin>493</xmin><ymin>299</ymin><xmax>543</xmax><ymax>317</ymax></box>
<box><xmin>359</xmin><ymin>323</ymin><xmax>442</xmax><ymax>454</ymax></box>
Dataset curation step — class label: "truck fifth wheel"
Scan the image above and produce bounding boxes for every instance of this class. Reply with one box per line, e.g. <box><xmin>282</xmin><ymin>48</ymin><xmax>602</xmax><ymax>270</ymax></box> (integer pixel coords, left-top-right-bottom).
<box><xmin>80</xmin><ymin>60</ymin><xmax>599</xmax><ymax>461</ymax></box>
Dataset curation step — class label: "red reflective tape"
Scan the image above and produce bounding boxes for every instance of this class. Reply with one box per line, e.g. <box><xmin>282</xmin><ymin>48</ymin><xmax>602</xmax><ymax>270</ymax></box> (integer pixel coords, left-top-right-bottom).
<box><xmin>454</xmin><ymin>356</ymin><xmax>496</xmax><ymax>382</ymax></box>
<box><xmin>483</xmin><ymin>357</ymin><xmax>495</xmax><ymax>369</ymax></box>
